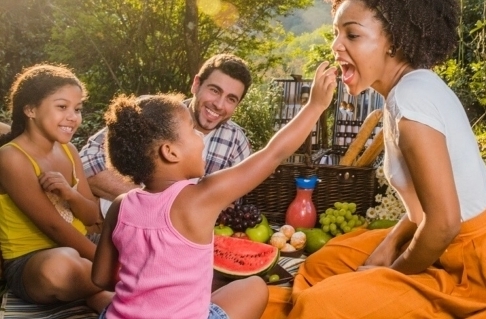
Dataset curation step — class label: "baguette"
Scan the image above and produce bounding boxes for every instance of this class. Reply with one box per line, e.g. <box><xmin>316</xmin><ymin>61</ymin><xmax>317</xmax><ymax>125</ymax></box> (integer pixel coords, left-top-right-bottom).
<box><xmin>339</xmin><ymin>109</ymin><xmax>383</xmax><ymax>166</ymax></box>
<box><xmin>355</xmin><ymin>127</ymin><xmax>384</xmax><ymax>167</ymax></box>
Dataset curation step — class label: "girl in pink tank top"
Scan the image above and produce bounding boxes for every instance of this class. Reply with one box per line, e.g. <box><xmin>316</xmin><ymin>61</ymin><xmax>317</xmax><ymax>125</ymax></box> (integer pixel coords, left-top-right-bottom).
<box><xmin>92</xmin><ymin>62</ymin><xmax>337</xmax><ymax>319</ymax></box>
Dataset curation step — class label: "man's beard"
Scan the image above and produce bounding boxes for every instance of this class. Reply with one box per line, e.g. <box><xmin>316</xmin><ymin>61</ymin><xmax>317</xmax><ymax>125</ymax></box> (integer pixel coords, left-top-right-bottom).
<box><xmin>193</xmin><ymin>100</ymin><xmax>227</xmax><ymax>132</ymax></box>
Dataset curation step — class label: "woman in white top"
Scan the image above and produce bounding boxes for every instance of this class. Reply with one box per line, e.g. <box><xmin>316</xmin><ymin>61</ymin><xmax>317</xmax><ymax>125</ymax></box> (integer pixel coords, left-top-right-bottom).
<box><xmin>262</xmin><ymin>0</ymin><xmax>486</xmax><ymax>318</ymax></box>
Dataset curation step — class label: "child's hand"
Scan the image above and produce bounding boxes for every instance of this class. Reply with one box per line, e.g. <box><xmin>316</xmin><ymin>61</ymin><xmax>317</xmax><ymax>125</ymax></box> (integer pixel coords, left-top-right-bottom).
<box><xmin>39</xmin><ymin>171</ymin><xmax>76</xmax><ymax>201</ymax></box>
<box><xmin>307</xmin><ymin>61</ymin><xmax>337</xmax><ymax>110</ymax></box>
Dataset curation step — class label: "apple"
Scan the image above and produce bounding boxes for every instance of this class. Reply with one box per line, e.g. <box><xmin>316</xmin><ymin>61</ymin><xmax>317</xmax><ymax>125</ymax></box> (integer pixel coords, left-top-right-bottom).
<box><xmin>245</xmin><ymin>224</ymin><xmax>270</xmax><ymax>243</ymax></box>
<box><xmin>260</xmin><ymin>214</ymin><xmax>269</xmax><ymax>226</ymax></box>
<box><xmin>214</xmin><ymin>225</ymin><xmax>234</xmax><ymax>236</ymax></box>
<box><xmin>256</xmin><ymin>214</ymin><xmax>273</xmax><ymax>237</ymax></box>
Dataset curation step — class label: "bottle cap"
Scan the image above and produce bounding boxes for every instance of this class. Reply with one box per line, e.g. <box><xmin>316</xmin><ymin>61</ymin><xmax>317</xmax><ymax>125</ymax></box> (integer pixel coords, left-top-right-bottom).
<box><xmin>295</xmin><ymin>175</ymin><xmax>319</xmax><ymax>189</ymax></box>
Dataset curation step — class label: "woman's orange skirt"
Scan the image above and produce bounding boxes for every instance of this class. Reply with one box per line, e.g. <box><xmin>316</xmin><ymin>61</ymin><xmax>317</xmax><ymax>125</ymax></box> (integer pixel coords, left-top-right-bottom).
<box><xmin>262</xmin><ymin>210</ymin><xmax>486</xmax><ymax>319</ymax></box>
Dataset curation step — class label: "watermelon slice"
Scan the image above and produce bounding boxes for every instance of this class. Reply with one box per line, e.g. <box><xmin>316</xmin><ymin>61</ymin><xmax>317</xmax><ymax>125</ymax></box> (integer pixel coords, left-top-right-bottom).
<box><xmin>213</xmin><ymin>235</ymin><xmax>279</xmax><ymax>278</ymax></box>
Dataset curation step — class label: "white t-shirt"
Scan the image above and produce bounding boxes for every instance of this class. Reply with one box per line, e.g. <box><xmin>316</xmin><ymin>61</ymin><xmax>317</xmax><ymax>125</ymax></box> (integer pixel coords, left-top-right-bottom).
<box><xmin>383</xmin><ymin>69</ymin><xmax>486</xmax><ymax>223</ymax></box>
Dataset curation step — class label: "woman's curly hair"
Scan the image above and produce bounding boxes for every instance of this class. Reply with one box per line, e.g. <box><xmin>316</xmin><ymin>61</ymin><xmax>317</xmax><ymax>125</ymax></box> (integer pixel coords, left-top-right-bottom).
<box><xmin>104</xmin><ymin>93</ymin><xmax>185</xmax><ymax>185</ymax></box>
<box><xmin>327</xmin><ymin>0</ymin><xmax>460</xmax><ymax>69</ymax></box>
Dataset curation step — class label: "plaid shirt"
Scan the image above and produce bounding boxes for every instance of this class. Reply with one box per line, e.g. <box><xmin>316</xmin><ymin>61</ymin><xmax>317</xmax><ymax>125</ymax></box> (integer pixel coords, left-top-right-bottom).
<box><xmin>203</xmin><ymin>120</ymin><xmax>251</xmax><ymax>174</ymax></box>
<box><xmin>79</xmin><ymin>127</ymin><xmax>109</xmax><ymax>178</ymax></box>
<box><xmin>79</xmin><ymin>122</ymin><xmax>251</xmax><ymax>178</ymax></box>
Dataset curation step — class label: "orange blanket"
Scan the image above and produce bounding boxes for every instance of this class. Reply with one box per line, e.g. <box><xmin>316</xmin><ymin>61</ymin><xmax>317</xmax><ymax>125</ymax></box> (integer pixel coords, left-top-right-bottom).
<box><xmin>262</xmin><ymin>211</ymin><xmax>486</xmax><ymax>319</ymax></box>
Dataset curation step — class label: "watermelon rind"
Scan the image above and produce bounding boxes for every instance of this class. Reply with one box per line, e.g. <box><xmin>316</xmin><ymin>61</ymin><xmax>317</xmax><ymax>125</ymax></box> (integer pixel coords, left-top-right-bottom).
<box><xmin>213</xmin><ymin>235</ymin><xmax>279</xmax><ymax>279</ymax></box>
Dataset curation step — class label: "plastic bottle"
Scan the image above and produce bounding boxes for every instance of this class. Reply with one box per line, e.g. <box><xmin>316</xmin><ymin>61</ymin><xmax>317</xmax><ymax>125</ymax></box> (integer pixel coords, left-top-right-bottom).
<box><xmin>285</xmin><ymin>176</ymin><xmax>318</xmax><ymax>229</ymax></box>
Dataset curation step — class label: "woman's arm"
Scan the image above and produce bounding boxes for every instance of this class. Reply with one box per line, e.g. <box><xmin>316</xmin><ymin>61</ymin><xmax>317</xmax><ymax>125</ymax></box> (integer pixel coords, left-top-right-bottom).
<box><xmin>92</xmin><ymin>196</ymin><xmax>122</xmax><ymax>291</ymax></box>
<box><xmin>363</xmin><ymin>213</ymin><xmax>416</xmax><ymax>268</ymax></box>
<box><xmin>390</xmin><ymin>118</ymin><xmax>461</xmax><ymax>274</ymax></box>
<box><xmin>0</xmin><ymin>146</ymin><xmax>97</xmax><ymax>260</ymax></box>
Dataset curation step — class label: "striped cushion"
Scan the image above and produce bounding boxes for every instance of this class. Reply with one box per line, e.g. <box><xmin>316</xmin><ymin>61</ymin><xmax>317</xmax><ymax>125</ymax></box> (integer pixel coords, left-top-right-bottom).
<box><xmin>0</xmin><ymin>291</ymin><xmax>98</xmax><ymax>318</ymax></box>
<box><xmin>0</xmin><ymin>257</ymin><xmax>306</xmax><ymax>318</ymax></box>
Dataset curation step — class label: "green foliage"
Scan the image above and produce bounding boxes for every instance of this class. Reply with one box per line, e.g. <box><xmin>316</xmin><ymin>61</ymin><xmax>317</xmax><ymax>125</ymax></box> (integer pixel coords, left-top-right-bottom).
<box><xmin>0</xmin><ymin>0</ymin><xmax>53</xmax><ymax>111</ymax></box>
<box><xmin>447</xmin><ymin>0</ymin><xmax>486</xmax><ymax>121</ymax></box>
<box><xmin>232</xmin><ymin>83</ymin><xmax>282</xmax><ymax>151</ymax></box>
<box><xmin>0</xmin><ymin>109</ymin><xmax>10</xmax><ymax>125</ymax></box>
<box><xmin>0</xmin><ymin>0</ymin><xmax>314</xmax><ymax>150</ymax></box>
<box><xmin>71</xmin><ymin>107</ymin><xmax>106</xmax><ymax>151</ymax></box>
<box><xmin>0</xmin><ymin>0</ymin><xmax>313</xmax><ymax>110</ymax></box>
<box><xmin>476</xmin><ymin>132</ymin><xmax>486</xmax><ymax>163</ymax></box>
<box><xmin>269</xmin><ymin>25</ymin><xmax>332</xmax><ymax>78</ymax></box>
<box><xmin>302</xmin><ymin>26</ymin><xmax>335</xmax><ymax>78</ymax></box>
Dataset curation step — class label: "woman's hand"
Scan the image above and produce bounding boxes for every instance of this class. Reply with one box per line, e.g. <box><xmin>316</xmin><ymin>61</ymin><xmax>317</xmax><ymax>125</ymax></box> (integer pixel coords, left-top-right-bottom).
<box><xmin>363</xmin><ymin>236</ymin><xmax>403</xmax><ymax>267</ymax></box>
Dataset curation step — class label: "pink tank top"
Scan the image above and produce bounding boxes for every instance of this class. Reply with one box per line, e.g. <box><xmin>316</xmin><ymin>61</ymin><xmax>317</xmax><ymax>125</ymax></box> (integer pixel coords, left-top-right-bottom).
<box><xmin>106</xmin><ymin>180</ymin><xmax>214</xmax><ymax>319</ymax></box>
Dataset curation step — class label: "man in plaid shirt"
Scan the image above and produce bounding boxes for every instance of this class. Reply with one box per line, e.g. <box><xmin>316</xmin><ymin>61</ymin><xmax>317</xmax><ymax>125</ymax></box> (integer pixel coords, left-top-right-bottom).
<box><xmin>80</xmin><ymin>54</ymin><xmax>252</xmax><ymax>216</ymax></box>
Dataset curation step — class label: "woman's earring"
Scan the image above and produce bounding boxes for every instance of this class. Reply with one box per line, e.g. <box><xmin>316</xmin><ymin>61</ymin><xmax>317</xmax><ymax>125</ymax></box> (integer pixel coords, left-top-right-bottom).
<box><xmin>388</xmin><ymin>46</ymin><xmax>396</xmax><ymax>58</ymax></box>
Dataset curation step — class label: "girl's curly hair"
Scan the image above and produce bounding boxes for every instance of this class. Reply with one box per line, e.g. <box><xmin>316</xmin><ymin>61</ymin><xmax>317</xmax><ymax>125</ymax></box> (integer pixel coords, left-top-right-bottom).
<box><xmin>327</xmin><ymin>0</ymin><xmax>460</xmax><ymax>68</ymax></box>
<box><xmin>0</xmin><ymin>63</ymin><xmax>86</xmax><ymax>146</ymax></box>
<box><xmin>104</xmin><ymin>93</ymin><xmax>185</xmax><ymax>185</ymax></box>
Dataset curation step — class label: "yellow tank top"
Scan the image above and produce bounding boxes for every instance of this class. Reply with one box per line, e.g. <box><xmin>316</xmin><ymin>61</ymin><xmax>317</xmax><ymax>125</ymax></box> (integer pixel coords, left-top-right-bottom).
<box><xmin>0</xmin><ymin>142</ymin><xmax>87</xmax><ymax>260</ymax></box>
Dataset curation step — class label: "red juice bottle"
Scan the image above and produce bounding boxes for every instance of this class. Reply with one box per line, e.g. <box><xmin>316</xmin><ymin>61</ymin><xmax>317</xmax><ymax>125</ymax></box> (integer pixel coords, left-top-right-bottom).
<box><xmin>285</xmin><ymin>176</ymin><xmax>319</xmax><ymax>229</ymax></box>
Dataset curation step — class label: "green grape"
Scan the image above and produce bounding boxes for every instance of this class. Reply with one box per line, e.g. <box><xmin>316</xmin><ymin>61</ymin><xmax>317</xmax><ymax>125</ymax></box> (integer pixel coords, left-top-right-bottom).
<box><xmin>329</xmin><ymin>223</ymin><xmax>337</xmax><ymax>232</ymax></box>
<box><xmin>347</xmin><ymin>220</ymin><xmax>356</xmax><ymax>228</ymax></box>
<box><xmin>352</xmin><ymin>214</ymin><xmax>359</xmax><ymax>221</ymax></box>
<box><xmin>333</xmin><ymin>210</ymin><xmax>340</xmax><ymax>217</ymax></box>
<box><xmin>321</xmin><ymin>217</ymin><xmax>331</xmax><ymax>225</ymax></box>
<box><xmin>340</xmin><ymin>221</ymin><xmax>348</xmax><ymax>230</ymax></box>
<box><xmin>329</xmin><ymin>216</ymin><xmax>336</xmax><ymax>223</ymax></box>
<box><xmin>355</xmin><ymin>220</ymin><xmax>363</xmax><ymax>227</ymax></box>
<box><xmin>343</xmin><ymin>226</ymin><xmax>351</xmax><ymax>233</ymax></box>
<box><xmin>330</xmin><ymin>228</ymin><xmax>338</xmax><ymax>236</ymax></box>
<box><xmin>268</xmin><ymin>274</ymin><xmax>280</xmax><ymax>283</ymax></box>
<box><xmin>322</xmin><ymin>225</ymin><xmax>330</xmax><ymax>232</ymax></box>
<box><xmin>336</xmin><ymin>216</ymin><xmax>345</xmax><ymax>224</ymax></box>
<box><xmin>319</xmin><ymin>213</ymin><xmax>326</xmax><ymax>219</ymax></box>
<box><xmin>334</xmin><ymin>202</ymin><xmax>343</xmax><ymax>209</ymax></box>
<box><xmin>338</xmin><ymin>209</ymin><xmax>347</xmax><ymax>216</ymax></box>
<box><xmin>335</xmin><ymin>231</ymin><xmax>343</xmax><ymax>236</ymax></box>
<box><xmin>349</xmin><ymin>202</ymin><xmax>357</xmax><ymax>213</ymax></box>
<box><xmin>341</xmin><ymin>202</ymin><xmax>349</xmax><ymax>211</ymax></box>
<box><xmin>325</xmin><ymin>208</ymin><xmax>334</xmax><ymax>215</ymax></box>
<box><xmin>345</xmin><ymin>211</ymin><xmax>353</xmax><ymax>221</ymax></box>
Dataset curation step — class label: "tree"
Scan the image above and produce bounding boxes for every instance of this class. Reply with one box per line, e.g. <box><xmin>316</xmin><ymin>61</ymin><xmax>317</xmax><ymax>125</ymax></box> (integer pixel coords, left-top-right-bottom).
<box><xmin>0</xmin><ymin>0</ymin><xmax>53</xmax><ymax>111</ymax></box>
<box><xmin>0</xmin><ymin>0</ymin><xmax>313</xmax><ymax>146</ymax></box>
<box><xmin>44</xmin><ymin>0</ymin><xmax>312</xmax><ymax>102</ymax></box>
<box><xmin>436</xmin><ymin>0</ymin><xmax>486</xmax><ymax>123</ymax></box>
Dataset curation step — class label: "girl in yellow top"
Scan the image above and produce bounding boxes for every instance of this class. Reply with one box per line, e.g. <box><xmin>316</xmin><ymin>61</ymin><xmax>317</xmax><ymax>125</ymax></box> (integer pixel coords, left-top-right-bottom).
<box><xmin>0</xmin><ymin>64</ymin><xmax>112</xmax><ymax>313</ymax></box>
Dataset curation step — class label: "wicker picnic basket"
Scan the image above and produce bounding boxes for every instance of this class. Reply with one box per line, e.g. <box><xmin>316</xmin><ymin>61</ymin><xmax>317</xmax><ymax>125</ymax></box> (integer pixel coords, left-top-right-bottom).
<box><xmin>243</xmin><ymin>161</ymin><xmax>377</xmax><ymax>226</ymax></box>
<box><xmin>243</xmin><ymin>110</ymin><xmax>378</xmax><ymax>226</ymax></box>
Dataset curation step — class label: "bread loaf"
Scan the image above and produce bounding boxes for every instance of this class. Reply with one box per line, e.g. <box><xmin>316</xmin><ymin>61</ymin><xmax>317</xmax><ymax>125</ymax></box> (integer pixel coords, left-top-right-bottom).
<box><xmin>355</xmin><ymin>127</ymin><xmax>384</xmax><ymax>167</ymax></box>
<box><xmin>339</xmin><ymin>109</ymin><xmax>383</xmax><ymax>166</ymax></box>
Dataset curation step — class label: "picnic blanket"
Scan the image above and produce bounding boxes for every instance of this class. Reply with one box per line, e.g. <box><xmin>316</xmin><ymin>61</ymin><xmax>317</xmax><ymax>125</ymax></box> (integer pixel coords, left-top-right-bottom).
<box><xmin>0</xmin><ymin>257</ymin><xmax>305</xmax><ymax>319</ymax></box>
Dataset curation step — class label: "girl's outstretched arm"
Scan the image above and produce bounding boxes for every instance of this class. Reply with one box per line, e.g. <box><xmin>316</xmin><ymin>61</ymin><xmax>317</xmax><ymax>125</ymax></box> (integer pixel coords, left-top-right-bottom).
<box><xmin>174</xmin><ymin>62</ymin><xmax>337</xmax><ymax>243</ymax></box>
<box><xmin>92</xmin><ymin>196</ymin><xmax>122</xmax><ymax>291</ymax></box>
<box><xmin>38</xmin><ymin>143</ymin><xmax>100</xmax><ymax>226</ymax></box>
